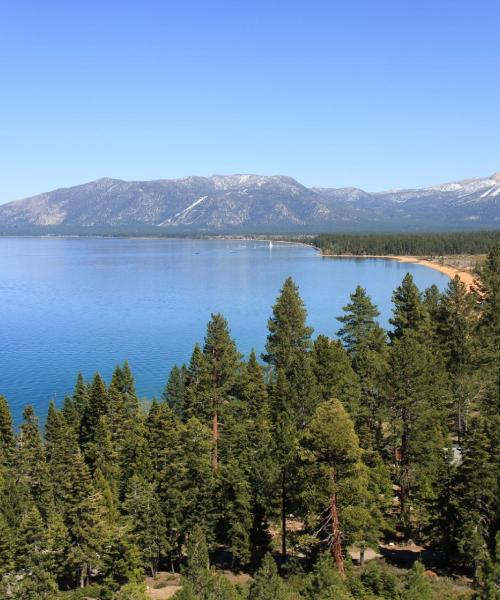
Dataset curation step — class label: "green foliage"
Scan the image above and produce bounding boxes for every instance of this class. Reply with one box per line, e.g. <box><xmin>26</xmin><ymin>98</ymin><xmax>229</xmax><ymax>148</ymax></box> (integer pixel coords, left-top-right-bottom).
<box><xmin>1</xmin><ymin>262</ymin><xmax>499</xmax><ymax>596</ymax></box>
<box><xmin>263</xmin><ymin>276</ymin><xmax>313</xmax><ymax>373</ymax></box>
<box><xmin>313</xmin><ymin>231</ymin><xmax>500</xmax><ymax>256</ymax></box>
<box><xmin>402</xmin><ymin>561</ymin><xmax>432</xmax><ymax>600</ymax></box>
<box><xmin>337</xmin><ymin>286</ymin><xmax>384</xmax><ymax>355</ymax></box>
<box><xmin>311</xmin><ymin>335</ymin><xmax>361</xmax><ymax>414</ymax></box>
<box><xmin>389</xmin><ymin>273</ymin><xmax>428</xmax><ymax>341</ymax></box>
<box><xmin>303</xmin><ymin>552</ymin><xmax>353</xmax><ymax>599</ymax></box>
<box><xmin>249</xmin><ymin>553</ymin><xmax>299</xmax><ymax>600</ymax></box>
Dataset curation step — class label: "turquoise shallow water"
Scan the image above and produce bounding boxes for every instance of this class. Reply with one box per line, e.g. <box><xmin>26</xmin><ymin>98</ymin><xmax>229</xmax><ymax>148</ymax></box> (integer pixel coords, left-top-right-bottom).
<box><xmin>0</xmin><ymin>237</ymin><xmax>449</xmax><ymax>422</ymax></box>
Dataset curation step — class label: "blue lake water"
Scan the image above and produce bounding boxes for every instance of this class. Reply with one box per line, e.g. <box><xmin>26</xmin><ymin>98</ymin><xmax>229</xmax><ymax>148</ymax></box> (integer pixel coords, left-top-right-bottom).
<box><xmin>0</xmin><ymin>237</ymin><xmax>449</xmax><ymax>422</ymax></box>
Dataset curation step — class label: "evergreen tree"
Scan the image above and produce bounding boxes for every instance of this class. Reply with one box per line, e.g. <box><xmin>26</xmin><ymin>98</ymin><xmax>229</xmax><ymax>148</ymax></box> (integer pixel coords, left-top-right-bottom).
<box><xmin>0</xmin><ymin>513</ymin><xmax>14</xmax><ymax>576</ymax></box>
<box><xmin>226</xmin><ymin>352</ymin><xmax>277</xmax><ymax>561</ymax></box>
<box><xmin>402</xmin><ymin>561</ymin><xmax>432</xmax><ymax>600</ymax></box>
<box><xmin>62</xmin><ymin>394</ymin><xmax>80</xmax><ymax>432</ymax></box>
<box><xmin>111</xmin><ymin>361</ymin><xmax>139</xmax><ymax>415</ymax></box>
<box><xmin>311</xmin><ymin>335</ymin><xmax>361</xmax><ymax>413</ymax></box>
<box><xmin>0</xmin><ymin>395</ymin><xmax>14</xmax><ymax>473</ymax></box>
<box><xmin>182</xmin><ymin>417</ymin><xmax>217</xmax><ymax>545</ymax></box>
<box><xmin>389</xmin><ymin>273</ymin><xmax>427</xmax><ymax>341</ymax></box>
<box><xmin>200</xmin><ymin>313</ymin><xmax>242</xmax><ymax>470</ymax></box>
<box><xmin>474</xmin><ymin>244</ymin><xmax>500</xmax><ymax>418</ymax></box>
<box><xmin>219</xmin><ymin>459</ymin><xmax>252</xmax><ymax>567</ymax></box>
<box><xmin>67</xmin><ymin>489</ymin><xmax>110</xmax><ymax>588</ymax></box>
<box><xmin>249</xmin><ymin>553</ymin><xmax>299</xmax><ymax>600</ymax></box>
<box><xmin>300</xmin><ymin>399</ymin><xmax>372</xmax><ymax>577</ymax></box>
<box><xmin>182</xmin><ymin>524</ymin><xmax>212</xmax><ymax>597</ymax></box>
<box><xmin>123</xmin><ymin>475</ymin><xmax>166</xmax><ymax>576</ymax></box>
<box><xmin>303</xmin><ymin>552</ymin><xmax>353</xmax><ymax>600</ymax></box>
<box><xmin>15</xmin><ymin>406</ymin><xmax>53</xmax><ymax>519</ymax></box>
<box><xmin>80</xmin><ymin>372</ymin><xmax>108</xmax><ymax>450</ymax></box>
<box><xmin>163</xmin><ymin>364</ymin><xmax>187</xmax><ymax>418</ymax></box>
<box><xmin>44</xmin><ymin>401</ymin><xmax>81</xmax><ymax>514</ymax></box>
<box><xmin>448</xmin><ymin>417</ymin><xmax>498</xmax><ymax>573</ymax></box>
<box><xmin>437</xmin><ymin>275</ymin><xmax>477</xmax><ymax>439</ymax></box>
<box><xmin>263</xmin><ymin>276</ymin><xmax>313</xmax><ymax>373</ymax></box>
<box><xmin>350</xmin><ymin>335</ymin><xmax>389</xmax><ymax>452</ymax></box>
<box><xmin>337</xmin><ymin>286</ymin><xmax>383</xmax><ymax>355</ymax></box>
<box><xmin>183</xmin><ymin>344</ymin><xmax>206</xmax><ymax>420</ymax></box>
<box><xmin>146</xmin><ymin>401</ymin><xmax>187</xmax><ymax>565</ymax></box>
<box><xmin>102</xmin><ymin>527</ymin><xmax>144</xmax><ymax>593</ymax></box>
<box><xmin>73</xmin><ymin>371</ymin><xmax>89</xmax><ymax>419</ymax></box>
<box><xmin>387</xmin><ymin>332</ymin><xmax>450</xmax><ymax>533</ymax></box>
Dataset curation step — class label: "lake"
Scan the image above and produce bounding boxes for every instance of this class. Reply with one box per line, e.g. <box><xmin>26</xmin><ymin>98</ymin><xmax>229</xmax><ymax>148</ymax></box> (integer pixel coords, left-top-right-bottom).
<box><xmin>0</xmin><ymin>237</ymin><xmax>449</xmax><ymax>422</ymax></box>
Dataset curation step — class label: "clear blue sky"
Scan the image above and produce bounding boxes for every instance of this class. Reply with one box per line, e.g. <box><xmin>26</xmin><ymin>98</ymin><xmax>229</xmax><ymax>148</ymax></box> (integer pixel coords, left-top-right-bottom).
<box><xmin>1</xmin><ymin>0</ymin><xmax>499</xmax><ymax>203</ymax></box>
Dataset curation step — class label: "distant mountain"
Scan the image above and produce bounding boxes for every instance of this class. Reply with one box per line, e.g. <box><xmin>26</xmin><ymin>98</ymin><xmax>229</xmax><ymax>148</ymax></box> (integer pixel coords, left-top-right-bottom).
<box><xmin>1</xmin><ymin>173</ymin><xmax>499</xmax><ymax>234</ymax></box>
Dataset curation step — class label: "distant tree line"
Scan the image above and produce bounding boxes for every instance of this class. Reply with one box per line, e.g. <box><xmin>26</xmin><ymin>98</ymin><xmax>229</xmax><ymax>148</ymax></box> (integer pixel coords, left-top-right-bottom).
<box><xmin>309</xmin><ymin>231</ymin><xmax>500</xmax><ymax>256</ymax></box>
<box><xmin>0</xmin><ymin>245</ymin><xmax>499</xmax><ymax>599</ymax></box>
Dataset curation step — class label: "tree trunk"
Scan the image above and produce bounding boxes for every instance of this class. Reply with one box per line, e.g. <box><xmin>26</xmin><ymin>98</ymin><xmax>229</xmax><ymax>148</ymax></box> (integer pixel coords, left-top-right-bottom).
<box><xmin>281</xmin><ymin>469</ymin><xmax>287</xmax><ymax>560</ymax></box>
<box><xmin>330</xmin><ymin>474</ymin><xmax>345</xmax><ymax>578</ymax></box>
<box><xmin>359</xmin><ymin>545</ymin><xmax>365</xmax><ymax>566</ymax></box>
<box><xmin>399</xmin><ymin>416</ymin><xmax>410</xmax><ymax>522</ymax></box>
<box><xmin>212</xmin><ymin>409</ymin><xmax>218</xmax><ymax>470</ymax></box>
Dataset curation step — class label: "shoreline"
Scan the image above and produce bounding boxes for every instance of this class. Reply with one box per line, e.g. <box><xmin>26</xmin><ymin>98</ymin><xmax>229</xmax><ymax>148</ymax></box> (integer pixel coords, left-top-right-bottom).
<box><xmin>0</xmin><ymin>234</ymin><xmax>477</xmax><ymax>287</ymax></box>
<box><xmin>321</xmin><ymin>253</ymin><xmax>475</xmax><ymax>288</ymax></box>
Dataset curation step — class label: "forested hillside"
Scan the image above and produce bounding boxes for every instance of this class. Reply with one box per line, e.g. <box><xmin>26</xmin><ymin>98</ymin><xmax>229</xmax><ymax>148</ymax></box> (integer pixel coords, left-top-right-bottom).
<box><xmin>0</xmin><ymin>246</ymin><xmax>498</xmax><ymax>599</ymax></box>
<box><xmin>311</xmin><ymin>231</ymin><xmax>500</xmax><ymax>256</ymax></box>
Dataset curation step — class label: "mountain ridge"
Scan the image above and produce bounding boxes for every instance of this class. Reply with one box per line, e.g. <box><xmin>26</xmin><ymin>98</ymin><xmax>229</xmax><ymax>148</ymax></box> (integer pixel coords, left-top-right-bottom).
<box><xmin>1</xmin><ymin>172</ymin><xmax>499</xmax><ymax>234</ymax></box>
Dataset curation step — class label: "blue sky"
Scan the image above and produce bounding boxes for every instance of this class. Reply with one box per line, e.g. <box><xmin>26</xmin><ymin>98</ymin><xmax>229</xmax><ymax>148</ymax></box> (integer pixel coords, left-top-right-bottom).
<box><xmin>1</xmin><ymin>0</ymin><xmax>499</xmax><ymax>203</ymax></box>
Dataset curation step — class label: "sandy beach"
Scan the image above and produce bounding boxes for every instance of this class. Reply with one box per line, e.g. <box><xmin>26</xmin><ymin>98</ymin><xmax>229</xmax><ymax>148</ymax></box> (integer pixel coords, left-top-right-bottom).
<box><xmin>321</xmin><ymin>253</ymin><xmax>476</xmax><ymax>289</ymax></box>
<box><xmin>390</xmin><ymin>256</ymin><xmax>475</xmax><ymax>289</ymax></box>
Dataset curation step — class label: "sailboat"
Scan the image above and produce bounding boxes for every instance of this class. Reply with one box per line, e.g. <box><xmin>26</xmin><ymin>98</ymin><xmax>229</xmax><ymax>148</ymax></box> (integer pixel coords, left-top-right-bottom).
<box><xmin>269</xmin><ymin>241</ymin><xmax>273</xmax><ymax>249</ymax></box>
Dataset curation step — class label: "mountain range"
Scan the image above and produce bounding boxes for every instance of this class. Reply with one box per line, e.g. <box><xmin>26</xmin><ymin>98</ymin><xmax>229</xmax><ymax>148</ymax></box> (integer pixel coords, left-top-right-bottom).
<box><xmin>1</xmin><ymin>172</ymin><xmax>499</xmax><ymax>234</ymax></box>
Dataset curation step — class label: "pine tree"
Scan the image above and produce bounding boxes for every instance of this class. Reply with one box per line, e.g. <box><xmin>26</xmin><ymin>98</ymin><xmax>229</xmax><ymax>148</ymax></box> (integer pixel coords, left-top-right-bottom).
<box><xmin>350</xmin><ymin>334</ymin><xmax>389</xmax><ymax>452</ymax></box>
<box><xmin>182</xmin><ymin>417</ymin><xmax>217</xmax><ymax>545</ymax></box>
<box><xmin>474</xmin><ymin>244</ymin><xmax>500</xmax><ymax>418</ymax></box>
<box><xmin>86</xmin><ymin>415</ymin><xmax>120</xmax><ymax>491</ymax></box>
<box><xmin>337</xmin><ymin>286</ymin><xmax>383</xmax><ymax>355</ymax></box>
<box><xmin>389</xmin><ymin>273</ymin><xmax>427</xmax><ymax>341</ymax></box>
<box><xmin>16</xmin><ymin>406</ymin><xmax>53</xmax><ymax>519</ymax></box>
<box><xmin>311</xmin><ymin>335</ymin><xmax>361</xmax><ymax>413</ymax></box>
<box><xmin>182</xmin><ymin>524</ymin><xmax>212</xmax><ymax>597</ymax></box>
<box><xmin>303</xmin><ymin>552</ymin><xmax>353</xmax><ymax>600</ymax></box>
<box><xmin>0</xmin><ymin>513</ymin><xmax>14</xmax><ymax>576</ymax></box>
<box><xmin>44</xmin><ymin>401</ymin><xmax>81</xmax><ymax>513</ymax></box>
<box><xmin>269</xmin><ymin>369</ymin><xmax>299</xmax><ymax>560</ymax></box>
<box><xmin>107</xmin><ymin>379</ymin><xmax>130</xmax><ymax>458</ymax></box>
<box><xmin>227</xmin><ymin>352</ymin><xmax>277</xmax><ymax>561</ymax></box>
<box><xmin>219</xmin><ymin>458</ymin><xmax>252</xmax><ymax>567</ymax></box>
<box><xmin>183</xmin><ymin>344</ymin><xmax>206</xmax><ymax>421</ymax></box>
<box><xmin>0</xmin><ymin>395</ymin><xmax>14</xmax><ymax>470</ymax></box>
<box><xmin>162</xmin><ymin>364</ymin><xmax>187</xmax><ymax>417</ymax></box>
<box><xmin>67</xmin><ymin>489</ymin><xmax>110</xmax><ymax>588</ymax></box>
<box><xmin>448</xmin><ymin>417</ymin><xmax>497</xmax><ymax>572</ymax></box>
<box><xmin>111</xmin><ymin>361</ymin><xmax>139</xmax><ymax>415</ymax></box>
<box><xmin>402</xmin><ymin>561</ymin><xmax>432</xmax><ymax>600</ymax></box>
<box><xmin>102</xmin><ymin>526</ymin><xmax>144</xmax><ymax>593</ymax></box>
<box><xmin>62</xmin><ymin>394</ymin><xmax>80</xmax><ymax>432</ymax></box>
<box><xmin>263</xmin><ymin>276</ymin><xmax>313</xmax><ymax>373</ymax></box>
<box><xmin>437</xmin><ymin>275</ymin><xmax>477</xmax><ymax>439</ymax></box>
<box><xmin>80</xmin><ymin>372</ymin><xmax>108</xmax><ymax>450</ymax></box>
<box><xmin>123</xmin><ymin>475</ymin><xmax>166</xmax><ymax>576</ymax></box>
<box><xmin>237</xmin><ymin>350</ymin><xmax>268</xmax><ymax>418</ymax></box>
<box><xmin>300</xmin><ymin>399</ymin><xmax>370</xmax><ymax>578</ymax></box>
<box><xmin>146</xmin><ymin>401</ymin><xmax>187</xmax><ymax>565</ymax></box>
<box><xmin>387</xmin><ymin>332</ymin><xmax>450</xmax><ymax>533</ymax></box>
<box><xmin>200</xmin><ymin>313</ymin><xmax>242</xmax><ymax>470</ymax></box>
<box><xmin>249</xmin><ymin>553</ymin><xmax>299</xmax><ymax>600</ymax></box>
<box><xmin>73</xmin><ymin>371</ymin><xmax>89</xmax><ymax>419</ymax></box>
